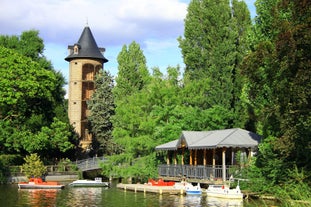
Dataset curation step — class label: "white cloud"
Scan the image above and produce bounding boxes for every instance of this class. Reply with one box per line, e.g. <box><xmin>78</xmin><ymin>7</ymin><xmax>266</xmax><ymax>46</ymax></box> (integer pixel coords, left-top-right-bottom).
<box><xmin>0</xmin><ymin>0</ymin><xmax>188</xmax><ymax>47</ymax></box>
<box><xmin>1</xmin><ymin>0</ymin><xmax>256</xmax><ymax>85</ymax></box>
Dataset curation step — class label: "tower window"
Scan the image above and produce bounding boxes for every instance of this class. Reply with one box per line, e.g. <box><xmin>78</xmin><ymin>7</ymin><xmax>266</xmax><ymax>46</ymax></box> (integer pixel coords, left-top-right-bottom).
<box><xmin>74</xmin><ymin>45</ymin><xmax>79</xmax><ymax>54</ymax></box>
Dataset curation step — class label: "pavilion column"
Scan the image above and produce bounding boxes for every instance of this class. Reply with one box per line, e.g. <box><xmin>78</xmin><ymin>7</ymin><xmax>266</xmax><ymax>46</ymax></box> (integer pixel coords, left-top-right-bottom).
<box><xmin>222</xmin><ymin>147</ymin><xmax>226</xmax><ymax>181</ymax></box>
<box><xmin>173</xmin><ymin>151</ymin><xmax>177</xmax><ymax>165</ymax></box>
<box><xmin>248</xmin><ymin>147</ymin><xmax>252</xmax><ymax>160</ymax></box>
<box><xmin>212</xmin><ymin>148</ymin><xmax>216</xmax><ymax>180</ymax></box>
<box><xmin>166</xmin><ymin>151</ymin><xmax>170</xmax><ymax>165</ymax></box>
<box><xmin>194</xmin><ymin>149</ymin><xmax>198</xmax><ymax>165</ymax></box>
<box><xmin>203</xmin><ymin>149</ymin><xmax>207</xmax><ymax>166</ymax></box>
<box><xmin>182</xmin><ymin>148</ymin><xmax>184</xmax><ymax>165</ymax></box>
<box><xmin>231</xmin><ymin>149</ymin><xmax>235</xmax><ymax>165</ymax></box>
<box><xmin>190</xmin><ymin>149</ymin><xmax>193</xmax><ymax>165</ymax></box>
<box><xmin>212</xmin><ymin>149</ymin><xmax>216</xmax><ymax>167</ymax></box>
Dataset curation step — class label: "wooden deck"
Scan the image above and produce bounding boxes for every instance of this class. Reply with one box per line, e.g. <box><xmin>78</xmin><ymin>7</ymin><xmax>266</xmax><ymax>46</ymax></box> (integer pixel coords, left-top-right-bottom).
<box><xmin>116</xmin><ymin>183</ymin><xmax>188</xmax><ymax>195</ymax></box>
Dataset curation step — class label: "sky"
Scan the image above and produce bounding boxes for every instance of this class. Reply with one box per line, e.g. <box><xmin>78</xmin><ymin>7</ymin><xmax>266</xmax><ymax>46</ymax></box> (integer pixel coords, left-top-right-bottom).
<box><xmin>0</xmin><ymin>0</ymin><xmax>256</xmax><ymax>96</ymax></box>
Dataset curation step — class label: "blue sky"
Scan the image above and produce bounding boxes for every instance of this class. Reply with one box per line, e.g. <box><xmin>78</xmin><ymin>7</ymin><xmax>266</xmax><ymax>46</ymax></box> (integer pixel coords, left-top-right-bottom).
<box><xmin>0</xmin><ymin>0</ymin><xmax>256</xmax><ymax>96</ymax></box>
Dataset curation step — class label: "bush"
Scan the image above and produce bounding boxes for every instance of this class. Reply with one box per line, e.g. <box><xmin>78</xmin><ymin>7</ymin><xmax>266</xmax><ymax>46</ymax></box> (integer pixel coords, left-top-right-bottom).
<box><xmin>21</xmin><ymin>154</ymin><xmax>47</xmax><ymax>178</ymax></box>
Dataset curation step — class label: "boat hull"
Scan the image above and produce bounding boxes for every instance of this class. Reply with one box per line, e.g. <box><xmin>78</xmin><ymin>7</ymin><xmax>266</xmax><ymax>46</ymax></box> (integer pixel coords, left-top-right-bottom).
<box><xmin>18</xmin><ymin>184</ymin><xmax>64</xmax><ymax>189</ymax></box>
<box><xmin>186</xmin><ymin>190</ymin><xmax>202</xmax><ymax>195</ymax></box>
<box><xmin>206</xmin><ymin>192</ymin><xmax>243</xmax><ymax>199</ymax></box>
<box><xmin>18</xmin><ymin>178</ymin><xmax>64</xmax><ymax>189</ymax></box>
<box><xmin>206</xmin><ymin>185</ymin><xmax>243</xmax><ymax>199</ymax></box>
<box><xmin>69</xmin><ymin>179</ymin><xmax>109</xmax><ymax>187</ymax></box>
<box><xmin>185</xmin><ymin>183</ymin><xmax>202</xmax><ymax>195</ymax></box>
<box><xmin>69</xmin><ymin>182</ymin><xmax>109</xmax><ymax>187</ymax></box>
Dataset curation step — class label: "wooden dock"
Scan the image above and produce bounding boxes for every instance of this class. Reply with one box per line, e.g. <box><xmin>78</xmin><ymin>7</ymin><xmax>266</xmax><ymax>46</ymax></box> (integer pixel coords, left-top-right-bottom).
<box><xmin>117</xmin><ymin>183</ymin><xmax>187</xmax><ymax>195</ymax></box>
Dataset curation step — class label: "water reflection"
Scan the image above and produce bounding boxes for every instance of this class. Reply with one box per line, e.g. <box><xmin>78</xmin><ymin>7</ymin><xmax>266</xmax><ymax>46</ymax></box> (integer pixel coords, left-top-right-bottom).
<box><xmin>158</xmin><ymin>194</ymin><xmax>243</xmax><ymax>207</ymax></box>
<box><xmin>159</xmin><ymin>194</ymin><xmax>203</xmax><ymax>207</ymax></box>
<box><xmin>8</xmin><ymin>185</ymin><xmax>253</xmax><ymax>207</ymax></box>
<box><xmin>182</xmin><ymin>195</ymin><xmax>204</xmax><ymax>206</ymax></box>
<box><xmin>207</xmin><ymin>197</ymin><xmax>243</xmax><ymax>207</ymax></box>
<box><xmin>18</xmin><ymin>189</ymin><xmax>59</xmax><ymax>207</ymax></box>
<box><xmin>64</xmin><ymin>187</ymin><xmax>104</xmax><ymax>206</ymax></box>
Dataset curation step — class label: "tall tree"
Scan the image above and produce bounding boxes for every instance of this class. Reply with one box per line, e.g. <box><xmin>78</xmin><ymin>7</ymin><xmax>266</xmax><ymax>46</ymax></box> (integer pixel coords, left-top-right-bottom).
<box><xmin>242</xmin><ymin>0</ymin><xmax>311</xmax><ymax>188</ymax></box>
<box><xmin>112</xmin><ymin>41</ymin><xmax>150</xmax><ymax>148</ymax></box>
<box><xmin>113</xmin><ymin>41</ymin><xmax>149</xmax><ymax>100</ymax></box>
<box><xmin>178</xmin><ymin>0</ymin><xmax>251</xmax><ymax>128</ymax></box>
<box><xmin>230</xmin><ymin>0</ymin><xmax>253</xmax><ymax>127</ymax></box>
<box><xmin>104</xmin><ymin>41</ymin><xmax>152</xmax><ymax>179</ymax></box>
<box><xmin>88</xmin><ymin>70</ymin><xmax>115</xmax><ymax>156</ymax></box>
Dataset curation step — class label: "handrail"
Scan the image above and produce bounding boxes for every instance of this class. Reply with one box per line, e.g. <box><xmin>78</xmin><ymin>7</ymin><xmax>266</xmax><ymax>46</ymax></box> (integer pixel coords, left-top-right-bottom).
<box><xmin>75</xmin><ymin>156</ymin><xmax>107</xmax><ymax>171</ymax></box>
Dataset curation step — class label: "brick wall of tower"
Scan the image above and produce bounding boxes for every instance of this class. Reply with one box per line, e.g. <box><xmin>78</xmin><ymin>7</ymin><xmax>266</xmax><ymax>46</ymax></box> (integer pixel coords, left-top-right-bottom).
<box><xmin>68</xmin><ymin>59</ymin><xmax>103</xmax><ymax>149</ymax></box>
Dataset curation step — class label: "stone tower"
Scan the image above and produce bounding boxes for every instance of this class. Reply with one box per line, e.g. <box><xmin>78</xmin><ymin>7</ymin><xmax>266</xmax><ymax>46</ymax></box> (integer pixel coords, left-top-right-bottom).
<box><xmin>65</xmin><ymin>26</ymin><xmax>108</xmax><ymax>150</ymax></box>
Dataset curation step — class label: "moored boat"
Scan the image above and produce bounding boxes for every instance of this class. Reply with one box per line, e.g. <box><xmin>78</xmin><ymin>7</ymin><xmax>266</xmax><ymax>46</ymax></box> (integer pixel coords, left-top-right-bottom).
<box><xmin>185</xmin><ymin>183</ymin><xmax>202</xmax><ymax>195</ymax></box>
<box><xmin>69</xmin><ymin>177</ymin><xmax>109</xmax><ymax>187</ymax></box>
<box><xmin>206</xmin><ymin>184</ymin><xmax>243</xmax><ymax>199</ymax></box>
<box><xmin>18</xmin><ymin>178</ymin><xmax>65</xmax><ymax>189</ymax></box>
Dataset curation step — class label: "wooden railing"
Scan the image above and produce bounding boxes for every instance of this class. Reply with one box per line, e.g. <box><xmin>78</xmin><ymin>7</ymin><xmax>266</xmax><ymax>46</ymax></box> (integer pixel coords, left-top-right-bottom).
<box><xmin>158</xmin><ymin>164</ymin><xmax>235</xmax><ymax>181</ymax></box>
<box><xmin>75</xmin><ymin>156</ymin><xmax>107</xmax><ymax>171</ymax></box>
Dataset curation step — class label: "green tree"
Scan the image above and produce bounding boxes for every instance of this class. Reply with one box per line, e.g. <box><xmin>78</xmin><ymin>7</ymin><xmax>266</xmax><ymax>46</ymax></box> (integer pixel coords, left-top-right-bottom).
<box><xmin>178</xmin><ymin>0</ymin><xmax>251</xmax><ymax>128</ymax></box>
<box><xmin>21</xmin><ymin>153</ymin><xmax>47</xmax><ymax>178</ymax></box>
<box><xmin>113</xmin><ymin>41</ymin><xmax>149</xmax><ymax>100</ymax></box>
<box><xmin>88</xmin><ymin>70</ymin><xmax>116</xmax><ymax>156</ymax></box>
<box><xmin>0</xmin><ymin>30</ymin><xmax>66</xmax><ymax>116</ymax></box>
<box><xmin>241</xmin><ymin>0</ymin><xmax>311</xmax><ymax>195</ymax></box>
<box><xmin>0</xmin><ymin>31</ymin><xmax>74</xmax><ymax>158</ymax></box>
<box><xmin>0</xmin><ymin>45</ymin><xmax>57</xmax><ymax>141</ymax></box>
<box><xmin>271</xmin><ymin>0</ymin><xmax>311</xmax><ymax>173</ymax></box>
<box><xmin>105</xmin><ymin>41</ymin><xmax>152</xmax><ymax>180</ymax></box>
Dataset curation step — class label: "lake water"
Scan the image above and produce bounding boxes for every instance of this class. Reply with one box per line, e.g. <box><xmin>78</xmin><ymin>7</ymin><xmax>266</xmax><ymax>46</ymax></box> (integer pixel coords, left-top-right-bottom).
<box><xmin>0</xmin><ymin>182</ymin><xmax>276</xmax><ymax>207</ymax></box>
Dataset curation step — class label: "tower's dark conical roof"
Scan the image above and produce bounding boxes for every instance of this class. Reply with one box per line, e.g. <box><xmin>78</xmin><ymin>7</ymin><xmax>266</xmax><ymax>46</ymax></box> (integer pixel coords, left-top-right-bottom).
<box><xmin>65</xmin><ymin>26</ymin><xmax>108</xmax><ymax>63</ymax></box>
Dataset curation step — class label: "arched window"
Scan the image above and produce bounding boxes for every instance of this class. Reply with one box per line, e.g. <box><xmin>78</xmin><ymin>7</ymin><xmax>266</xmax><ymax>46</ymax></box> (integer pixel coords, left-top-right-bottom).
<box><xmin>82</xmin><ymin>64</ymin><xmax>94</xmax><ymax>80</ymax></box>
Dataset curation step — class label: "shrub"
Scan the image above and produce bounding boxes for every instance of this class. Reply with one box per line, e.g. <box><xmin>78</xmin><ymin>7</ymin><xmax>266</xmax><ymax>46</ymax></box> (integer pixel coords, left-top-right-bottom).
<box><xmin>21</xmin><ymin>153</ymin><xmax>47</xmax><ymax>178</ymax></box>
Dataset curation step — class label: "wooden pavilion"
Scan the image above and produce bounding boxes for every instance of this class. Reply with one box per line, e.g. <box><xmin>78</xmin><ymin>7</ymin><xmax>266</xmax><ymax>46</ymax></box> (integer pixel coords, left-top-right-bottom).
<box><xmin>155</xmin><ymin>128</ymin><xmax>261</xmax><ymax>183</ymax></box>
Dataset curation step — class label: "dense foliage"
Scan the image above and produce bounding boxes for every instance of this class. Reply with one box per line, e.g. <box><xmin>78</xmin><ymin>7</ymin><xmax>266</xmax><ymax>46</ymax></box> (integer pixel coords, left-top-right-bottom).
<box><xmin>178</xmin><ymin>0</ymin><xmax>252</xmax><ymax>128</ymax></box>
<box><xmin>0</xmin><ymin>31</ymin><xmax>76</xmax><ymax>160</ymax></box>
<box><xmin>241</xmin><ymin>0</ymin><xmax>311</xmax><ymax>199</ymax></box>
